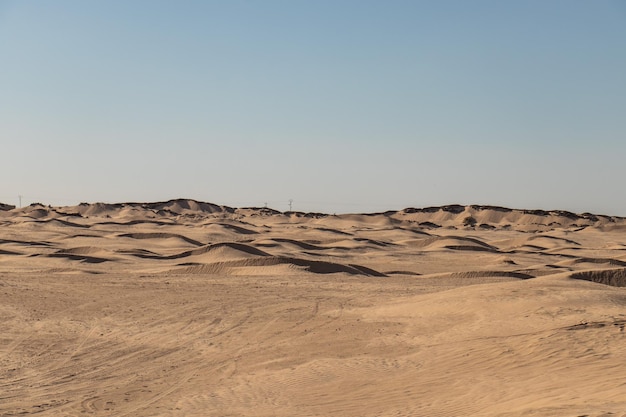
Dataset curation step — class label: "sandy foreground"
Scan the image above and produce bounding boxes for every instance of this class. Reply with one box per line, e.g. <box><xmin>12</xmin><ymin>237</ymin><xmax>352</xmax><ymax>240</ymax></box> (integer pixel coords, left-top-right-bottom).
<box><xmin>1</xmin><ymin>199</ymin><xmax>626</xmax><ymax>417</ymax></box>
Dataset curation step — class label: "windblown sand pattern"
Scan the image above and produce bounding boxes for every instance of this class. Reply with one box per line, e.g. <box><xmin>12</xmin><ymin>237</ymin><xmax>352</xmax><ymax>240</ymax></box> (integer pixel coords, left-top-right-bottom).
<box><xmin>2</xmin><ymin>199</ymin><xmax>626</xmax><ymax>416</ymax></box>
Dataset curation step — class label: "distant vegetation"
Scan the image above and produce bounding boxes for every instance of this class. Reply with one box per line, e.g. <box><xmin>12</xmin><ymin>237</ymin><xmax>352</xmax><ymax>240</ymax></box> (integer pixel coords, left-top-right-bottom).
<box><xmin>462</xmin><ymin>216</ymin><xmax>477</xmax><ymax>227</ymax></box>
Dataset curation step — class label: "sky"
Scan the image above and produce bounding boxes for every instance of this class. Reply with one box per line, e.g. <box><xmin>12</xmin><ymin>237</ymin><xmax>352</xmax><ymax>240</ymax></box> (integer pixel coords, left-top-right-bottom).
<box><xmin>1</xmin><ymin>1</ymin><xmax>625</xmax><ymax>214</ymax></box>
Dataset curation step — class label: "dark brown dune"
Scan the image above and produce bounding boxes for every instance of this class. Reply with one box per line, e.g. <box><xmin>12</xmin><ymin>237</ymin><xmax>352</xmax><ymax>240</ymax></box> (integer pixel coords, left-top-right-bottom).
<box><xmin>0</xmin><ymin>202</ymin><xmax>16</xmax><ymax>211</ymax></box>
<box><xmin>571</xmin><ymin>268</ymin><xmax>626</xmax><ymax>287</ymax></box>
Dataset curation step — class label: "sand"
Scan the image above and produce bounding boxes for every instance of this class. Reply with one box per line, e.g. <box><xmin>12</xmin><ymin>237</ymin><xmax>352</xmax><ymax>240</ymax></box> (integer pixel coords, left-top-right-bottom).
<box><xmin>1</xmin><ymin>199</ymin><xmax>626</xmax><ymax>416</ymax></box>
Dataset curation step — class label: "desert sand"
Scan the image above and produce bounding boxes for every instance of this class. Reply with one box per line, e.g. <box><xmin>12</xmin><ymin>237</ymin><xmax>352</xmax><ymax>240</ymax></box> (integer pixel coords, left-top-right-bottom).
<box><xmin>2</xmin><ymin>199</ymin><xmax>626</xmax><ymax>416</ymax></box>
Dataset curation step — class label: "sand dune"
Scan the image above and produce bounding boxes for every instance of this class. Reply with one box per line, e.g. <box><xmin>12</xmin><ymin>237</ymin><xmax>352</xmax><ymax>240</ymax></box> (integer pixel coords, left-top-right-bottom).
<box><xmin>118</xmin><ymin>232</ymin><xmax>205</xmax><ymax>247</ymax></box>
<box><xmin>2</xmin><ymin>201</ymin><xmax>626</xmax><ymax>416</ymax></box>
<box><xmin>572</xmin><ymin>268</ymin><xmax>626</xmax><ymax>287</ymax></box>
<box><xmin>170</xmin><ymin>242</ymin><xmax>272</xmax><ymax>260</ymax></box>
<box><xmin>174</xmin><ymin>256</ymin><xmax>386</xmax><ymax>276</ymax></box>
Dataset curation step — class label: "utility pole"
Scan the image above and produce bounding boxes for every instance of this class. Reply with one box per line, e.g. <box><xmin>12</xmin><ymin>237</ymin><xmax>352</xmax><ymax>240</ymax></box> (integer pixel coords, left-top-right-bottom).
<box><xmin>18</xmin><ymin>195</ymin><xmax>22</xmax><ymax>208</ymax></box>
<box><xmin>288</xmin><ymin>199</ymin><xmax>293</xmax><ymax>212</ymax></box>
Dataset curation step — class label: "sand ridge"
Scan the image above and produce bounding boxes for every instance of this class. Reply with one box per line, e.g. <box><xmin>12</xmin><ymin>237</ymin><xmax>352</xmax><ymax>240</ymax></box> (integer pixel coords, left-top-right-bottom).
<box><xmin>1</xmin><ymin>199</ymin><xmax>626</xmax><ymax>416</ymax></box>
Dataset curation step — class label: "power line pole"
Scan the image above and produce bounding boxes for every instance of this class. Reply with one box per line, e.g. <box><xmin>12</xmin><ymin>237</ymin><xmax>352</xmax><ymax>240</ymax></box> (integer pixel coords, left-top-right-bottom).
<box><xmin>288</xmin><ymin>199</ymin><xmax>293</xmax><ymax>212</ymax></box>
<box><xmin>18</xmin><ymin>195</ymin><xmax>22</xmax><ymax>208</ymax></box>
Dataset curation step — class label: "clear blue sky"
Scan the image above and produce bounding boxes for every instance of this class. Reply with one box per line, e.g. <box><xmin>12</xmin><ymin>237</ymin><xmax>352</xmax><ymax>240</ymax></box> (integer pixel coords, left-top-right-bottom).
<box><xmin>1</xmin><ymin>1</ymin><xmax>625</xmax><ymax>214</ymax></box>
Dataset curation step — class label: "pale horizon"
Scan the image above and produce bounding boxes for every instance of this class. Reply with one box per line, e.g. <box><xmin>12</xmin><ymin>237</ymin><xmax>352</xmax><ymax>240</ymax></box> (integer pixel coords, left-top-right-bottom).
<box><xmin>2</xmin><ymin>1</ymin><xmax>625</xmax><ymax>215</ymax></box>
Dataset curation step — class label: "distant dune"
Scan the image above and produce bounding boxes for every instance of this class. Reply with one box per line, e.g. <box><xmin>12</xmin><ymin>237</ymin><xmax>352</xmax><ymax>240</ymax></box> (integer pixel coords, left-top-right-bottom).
<box><xmin>2</xmin><ymin>198</ymin><xmax>622</xmax><ymax>229</ymax></box>
<box><xmin>2</xmin><ymin>199</ymin><xmax>626</xmax><ymax>416</ymax></box>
